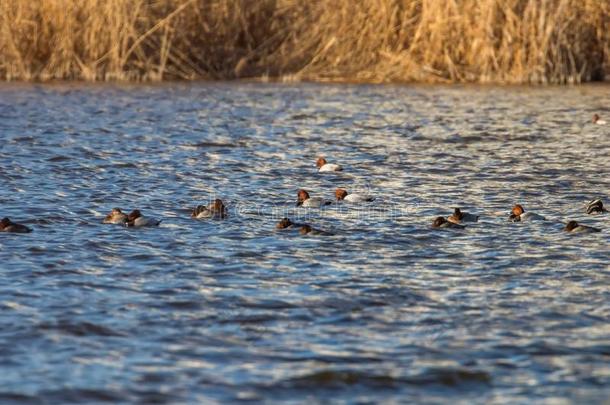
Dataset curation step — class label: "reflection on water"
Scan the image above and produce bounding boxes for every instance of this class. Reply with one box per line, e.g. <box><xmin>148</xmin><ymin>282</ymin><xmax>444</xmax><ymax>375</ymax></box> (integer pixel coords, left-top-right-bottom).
<box><xmin>0</xmin><ymin>83</ymin><xmax>609</xmax><ymax>403</ymax></box>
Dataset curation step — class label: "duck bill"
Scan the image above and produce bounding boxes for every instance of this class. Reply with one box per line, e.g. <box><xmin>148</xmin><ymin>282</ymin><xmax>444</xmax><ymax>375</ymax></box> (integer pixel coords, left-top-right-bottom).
<box><xmin>296</xmin><ymin>201</ymin><xmax>303</xmax><ymax>207</ymax></box>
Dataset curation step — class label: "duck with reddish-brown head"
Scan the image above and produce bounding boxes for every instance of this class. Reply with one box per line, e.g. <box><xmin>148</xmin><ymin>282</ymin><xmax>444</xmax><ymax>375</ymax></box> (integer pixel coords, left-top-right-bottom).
<box><xmin>508</xmin><ymin>204</ymin><xmax>546</xmax><ymax>222</ymax></box>
<box><xmin>0</xmin><ymin>217</ymin><xmax>32</xmax><ymax>233</ymax></box>
<box><xmin>296</xmin><ymin>189</ymin><xmax>332</xmax><ymax>208</ymax></box>
<box><xmin>124</xmin><ymin>210</ymin><xmax>161</xmax><ymax>227</ymax></box>
<box><xmin>192</xmin><ymin>199</ymin><xmax>227</xmax><ymax>219</ymax></box>
<box><xmin>593</xmin><ymin>114</ymin><xmax>607</xmax><ymax>125</ymax></box>
<box><xmin>316</xmin><ymin>157</ymin><xmax>342</xmax><ymax>172</ymax></box>
<box><xmin>335</xmin><ymin>188</ymin><xmax>374</xmax><ymax>203</ymax></box>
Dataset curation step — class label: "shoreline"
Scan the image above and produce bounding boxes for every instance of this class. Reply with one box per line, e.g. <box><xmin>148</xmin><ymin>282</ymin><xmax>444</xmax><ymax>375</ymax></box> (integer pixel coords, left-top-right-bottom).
<box><xmin>0</xmin><ymin>78</ymin><xmax>609</xmax><ymax>88</ymax></box>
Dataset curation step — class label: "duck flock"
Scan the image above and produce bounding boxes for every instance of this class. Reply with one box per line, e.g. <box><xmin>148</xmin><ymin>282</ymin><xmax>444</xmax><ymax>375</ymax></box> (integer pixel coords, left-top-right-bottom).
<box><xmin>1</xmin><ymin>146</ymin><xmax>608</xmax><ymax>236</ymax></box>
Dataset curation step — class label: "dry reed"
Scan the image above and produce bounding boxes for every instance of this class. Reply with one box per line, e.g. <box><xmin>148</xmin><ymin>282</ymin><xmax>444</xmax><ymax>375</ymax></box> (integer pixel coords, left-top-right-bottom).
<box><xmin>0</xmin><ymin>0</ymin><xmax>608</xmax><ymax>83</ymax></box>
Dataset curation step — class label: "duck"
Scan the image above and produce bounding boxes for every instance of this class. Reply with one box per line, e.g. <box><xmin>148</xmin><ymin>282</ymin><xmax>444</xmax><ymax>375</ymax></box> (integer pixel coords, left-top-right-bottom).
<box><xmin>335</xmin><ymin>188</ymin><xmax>374</xmax><ymax>203</ymax></box>
<box><xmin>124</xmin><ymin>210</ymin><xmax>161</xmax><ymax>227</ymax></box>
<box><xmin>508</xmin><ymin>204</ymin><xmax>546</xmax><ymax>222</ymax></box>
<box><xmin>0</xmin><ymin>217</ymin><xmax>32</xmax><ymax>233</ymax></box>
<box><xmin>447</xmin><ymin>208</ymin><xmax>479</xmax><ymax>224</ymax></box>
<box><xmin>299</xmin><ymin>224</ymin><xmax>333</xmax><ymax>235</ymax></box>
<box><xmin>103</xmin><ymin>208</ymin><xmax>128</xmax><ymax>224</ymax></box>
<box><xmin>586</xmin><ymin>199</ymin><xmax>608</xmax><ymax>215</ymax></box>
<box><xmin>593</xmin><ymin>114</ymin><xmax>607</xmax><ymax>125</ymax></box>
<box><xmin>296</xmin><ymin>189</ymin><xmax>332</xmax><ymax>208</ymax></box>
<box><xmin>276</xmin><ymin>217</ymin><xmax>303</xmax><ymax>229</ymax></box>
<box><xmin>564</xmin><ymin>220</ymin><xmax>601</xmax><ymax>233</ymax></box>
<box><xmin>432</xmin><ymin>217</ymin><xmax>465</xmax><ymax>229</ymax></box>
<box><xmin>192</xmin><ymin>199</ymin><xmax>227</xmax><ymax>219</ymax></box>
<box><xmin>316</xmin><ymin>157</ymin><xmax>343</xmax><ymax>172</ymax></box>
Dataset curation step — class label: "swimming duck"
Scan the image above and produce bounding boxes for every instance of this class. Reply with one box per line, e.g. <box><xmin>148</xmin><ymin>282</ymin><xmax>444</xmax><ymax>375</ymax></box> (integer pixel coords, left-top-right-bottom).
<box><xmin>299</xmin><ymin>224</ymin><xmax>332</xmax><ymax>235</ymax></box>
<box><xmin>192</xmin><ymin>199</ymin><xmax>227</xmax><ymax>219</ymax></box>
<box><xmin>103</xmin><ymin>208</ymin><xmax>128</xmax><ymax>224</ymax></box>
<box><xmin>447</xmin><ymin>208</ymin><xmax>479</xmax><ymax>224</ymax></box>
<box><xmin>432</xmin><ymin>217</ymin><xmax>465</xmax><ymax>229</ymax></box>
<box><xmin>296</xmin><ymin>189</ymin><xmax>332</xmax><ymax>208</ymax></box>
<box><xmin>124</xmin><ymin>210</ymin><xmax>161</xmax><ymax>227</ymax></box>
<box><xmin>508</xmin><ymin>204</ymin><xmax>546</xmax><ymax>222</ymax></box>
<box><xmin>586</xmin><ymin>199</ymin><xmax>608</xmax><ymax>215</ymax></box>
<box><xmin>335</xmin><ymin>188</ymin><xmax>374</xmax><ymax>203</ymax></box>
<box><xmin>316</xmin><ymin>157</ymin><xmax>343</xmax><ymax>172</ymax></box>
<box><xmin>593</xmin><ymin>114</ymin><xmax>607</xmax><ymax>125</ymax></box>
<box><xmin>277</xmin><ymin>217</ymin><xmax>307</xmax><ymax>230</ymax></box>
<box><xmin>564</xmin><ymin>220</ymin><xmax>601</xmax><ymax>233</ymax></box>
<box><xmin>0</xmin><ymin>217</ymin><xmax>32</xmax><ymax>233</ymax></box>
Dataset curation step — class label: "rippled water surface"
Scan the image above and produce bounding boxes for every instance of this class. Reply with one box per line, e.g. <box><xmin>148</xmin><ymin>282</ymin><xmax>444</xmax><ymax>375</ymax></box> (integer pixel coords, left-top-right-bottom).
<box><xmin>1</xmin><ymin>83</ymin><xmax>609</xmax><ymax>403</ymax></box>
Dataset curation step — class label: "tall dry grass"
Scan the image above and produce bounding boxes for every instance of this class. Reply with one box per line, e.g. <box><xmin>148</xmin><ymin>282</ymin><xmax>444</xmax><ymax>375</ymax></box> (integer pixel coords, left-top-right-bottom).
<box><xmin>0</xmin><ymin>0</ymin><xmax>608</xmax><ymax>83</ymax></box>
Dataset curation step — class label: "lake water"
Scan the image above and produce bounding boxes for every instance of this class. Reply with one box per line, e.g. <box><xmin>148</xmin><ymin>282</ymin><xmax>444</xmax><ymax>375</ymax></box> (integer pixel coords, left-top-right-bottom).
<box><xmin>0</xmin><ymin>82</ymin><xmax>609</xmax><ymax>403</ymax></box>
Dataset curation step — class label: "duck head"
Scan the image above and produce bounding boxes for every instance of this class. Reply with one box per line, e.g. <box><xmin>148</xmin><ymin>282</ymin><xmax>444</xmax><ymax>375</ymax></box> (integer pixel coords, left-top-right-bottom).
<box><xmin>296</xmin><ymin>189</ymin><xmax>310</xmax><ymax>207</ymax></box>
<box><xmin>511</xmin><ymin>204</ymin><xmax>525</xmax><ymax>216</ymax></box>
<box><xmin>276</xmin><ymin>218</ymin><xmax>293</xmax><ymax>229</ymax></box>
<box><xmin>586</xmin><ymin>199</ymin><xmax>605</xmax><ymax>214</ymax></box>
<box><xmin>335</xmin><ymin>188</ymin><xmax>348</xmax><ymax>201</ymax></box>
<box><xmin>105</xmin><ymin>207</ymin><xmax>124</xmax><ymax>220</ymax></box>
<box><xmin>432</xmin><ymin>216</ymin><xmax>447</xmax><ymax>228</ymax></box>
<box><xmin>124</xmin><ymin>210</ymin><xmax>142</xmax><ymax>227</ymax></box>
<box><xmin>300</xmin><ymin>224</ymin><xmax>313</xmax><ymax>235</ymax></box>
<box><xmin>191</xmin><ymin>205</ymin><xmax>205</xmax><ymax>218</ymax></box>
<box><xmin>126</xmin><ymin>210</ymin><xmax>141</xmax><ymax>222</ymax></box>
<box><xmin>212</xmin><ymin>199</ymin><xmax>225</xmax><ymax>211</ymax></box>
<box><xmin>564</xmin><ymin>220</ymin><xmax>579</xmax><ymax>231</ymax></box>
<box><xmin>212</xmin><ymin>199</ymin><xmax>227</xmax><ymax>217</ymax></box>
<box><xmin>0</xmin><ymin>217</ymin><xmax>11</xmax><ymax>230</ymax></box>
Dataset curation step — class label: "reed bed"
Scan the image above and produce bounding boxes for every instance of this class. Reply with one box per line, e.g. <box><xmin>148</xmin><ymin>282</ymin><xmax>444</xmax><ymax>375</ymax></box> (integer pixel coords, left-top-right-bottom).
<box><xmin>0</xmin><ymin>0</ymin><xmax>608</xmax><ymax>83</ymax></box>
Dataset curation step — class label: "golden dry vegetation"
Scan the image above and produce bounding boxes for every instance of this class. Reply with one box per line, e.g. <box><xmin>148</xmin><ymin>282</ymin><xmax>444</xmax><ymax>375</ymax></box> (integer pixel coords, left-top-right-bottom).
<box><xmin>0</xmin><ymin>0</ymin><xmax>608</xmax><ymax>83</ymax></box>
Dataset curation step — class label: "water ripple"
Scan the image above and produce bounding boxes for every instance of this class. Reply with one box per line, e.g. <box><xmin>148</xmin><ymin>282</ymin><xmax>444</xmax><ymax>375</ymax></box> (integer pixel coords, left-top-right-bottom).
<box><xmin>0</xmin><ymin>83</ymin><xmax>609</xmax><ymax>403</ymax></box>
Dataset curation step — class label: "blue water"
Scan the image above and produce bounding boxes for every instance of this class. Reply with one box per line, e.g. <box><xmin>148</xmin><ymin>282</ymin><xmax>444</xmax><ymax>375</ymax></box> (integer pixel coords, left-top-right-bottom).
<box><xmin>1</xmin><ymin>82</ymin><xmax>609</xmax><ymax>403</ymax></box>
